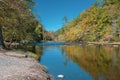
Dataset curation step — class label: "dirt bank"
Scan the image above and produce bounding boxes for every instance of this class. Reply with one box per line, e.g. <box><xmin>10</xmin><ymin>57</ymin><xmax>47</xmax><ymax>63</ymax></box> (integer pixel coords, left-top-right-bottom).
<box><xmin>0</xmin><ymin>50</ymin><xmax>53</xmax><ymax>80</ymax></box>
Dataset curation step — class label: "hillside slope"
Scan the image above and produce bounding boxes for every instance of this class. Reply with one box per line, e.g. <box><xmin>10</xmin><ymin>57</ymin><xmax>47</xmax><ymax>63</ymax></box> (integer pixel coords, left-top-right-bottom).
<box><xmin>56</xmin><ymin>0</ymin><xmax>120</xmax><ymax>42</ymax></box>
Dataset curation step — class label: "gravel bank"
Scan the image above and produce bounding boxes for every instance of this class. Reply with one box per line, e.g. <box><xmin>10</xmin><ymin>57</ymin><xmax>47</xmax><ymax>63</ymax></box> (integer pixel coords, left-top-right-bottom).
<box><xmin>0</xmin><ymin>50</ymin><xmax>53</xmax><ymax>80</ymax></box>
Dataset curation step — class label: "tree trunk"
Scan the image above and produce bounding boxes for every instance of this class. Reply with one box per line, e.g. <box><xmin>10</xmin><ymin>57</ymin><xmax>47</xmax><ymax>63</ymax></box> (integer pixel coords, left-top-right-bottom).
<box><xmin>0</xmin><ymin>26</ymin><xmax>5</xmax><ymax>49</ymax></box>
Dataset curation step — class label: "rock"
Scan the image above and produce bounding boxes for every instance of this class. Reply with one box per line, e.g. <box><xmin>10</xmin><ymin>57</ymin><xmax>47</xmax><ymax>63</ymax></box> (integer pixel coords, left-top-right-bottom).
<box><xmin>113</xmin><ymin>45</ymin><xmax>119</xmax><ymax>47</ymax></box>
<box><xmin>57</xmin><ymin>74</ymin><xmax>64</xmax><ymax>78</ymax></box>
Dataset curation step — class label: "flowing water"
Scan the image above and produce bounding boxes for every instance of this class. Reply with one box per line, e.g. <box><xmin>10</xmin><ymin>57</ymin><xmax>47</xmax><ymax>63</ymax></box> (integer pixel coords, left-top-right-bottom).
<box><xmin>29</xmin><ymin>42</ymin><xmax>120</xmax><ymax>80</ymax></box>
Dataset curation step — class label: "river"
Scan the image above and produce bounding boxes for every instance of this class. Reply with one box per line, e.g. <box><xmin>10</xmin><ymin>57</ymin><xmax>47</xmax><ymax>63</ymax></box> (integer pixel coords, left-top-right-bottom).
<box><xmin>28</xmin><ymin>42</ymin><xmax>120</xmax><ymax>80</ymax></box>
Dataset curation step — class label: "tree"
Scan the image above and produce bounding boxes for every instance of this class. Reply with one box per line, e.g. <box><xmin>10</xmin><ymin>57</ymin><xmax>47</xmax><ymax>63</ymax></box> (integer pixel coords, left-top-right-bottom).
<box><xmin>56</xmin><ymin>0</ymin><xmax>120</xmax><ymax>42</ymax></box>
<box><xmin>0</xmin><ymin>27</ymin><xmax>5</xmax><ymax>49</ymax></box>
<box><xmin>35</xmin><ymin>24</ymin><xmax>44</xmax><ymax>41</ymax></box>
<box><xmin>62</xmin><ymin>16</ymin><xmax>68</xmax><ymax>26</ymax></box>
<box><xmin>0</xmin><ymin>0</ymin><xmax>42</xmax><ymax>48</ymax></box>
<box><xmin>0</xmin><ymin>0</ymin><xmax>7</xmax><ymax>48</ymax></box>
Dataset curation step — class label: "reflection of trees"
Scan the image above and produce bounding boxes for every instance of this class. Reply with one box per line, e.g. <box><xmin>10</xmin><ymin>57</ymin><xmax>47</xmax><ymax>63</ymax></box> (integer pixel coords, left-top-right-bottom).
<box><xmin>60</xmin><ymin>46</ymin><xmax>70</xmax><ymax>66</ymax></box>
<box><xmin>63</xmin><ymin>45</ymin><xmax>120</xmax><ymax>80</ymax></box>
<box><xmin>26</xmin><ymin>45</ymin><xmax>44</xmax><ymax>60</ymax></box>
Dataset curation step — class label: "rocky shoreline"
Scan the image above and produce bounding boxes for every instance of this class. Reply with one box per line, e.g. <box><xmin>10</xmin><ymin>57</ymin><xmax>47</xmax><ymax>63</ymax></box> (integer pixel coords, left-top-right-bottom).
<box><xmin>0</xmin><ymin>50</ymin><xmax>53</xmax><ymax>80</ymax></box>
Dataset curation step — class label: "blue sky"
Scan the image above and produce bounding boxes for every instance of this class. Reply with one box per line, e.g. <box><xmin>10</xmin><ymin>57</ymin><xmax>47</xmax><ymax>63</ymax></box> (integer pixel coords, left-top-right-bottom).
<box><xmin>33</xmin><ymin>0</ymin><xmax>96</xmax><ymax>31</ymax></box>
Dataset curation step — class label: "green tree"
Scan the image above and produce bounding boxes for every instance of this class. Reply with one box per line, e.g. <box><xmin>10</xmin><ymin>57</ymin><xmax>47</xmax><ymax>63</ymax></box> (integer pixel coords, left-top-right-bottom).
<box><xmin>0</xmin><ymin>0</ymin><xmax>43</xmax><ymax>48</ymax></box>
<box><xmin>0</xmin><ymin>27</ymin><xmax>5</xmax><ymax>49</ymax></box>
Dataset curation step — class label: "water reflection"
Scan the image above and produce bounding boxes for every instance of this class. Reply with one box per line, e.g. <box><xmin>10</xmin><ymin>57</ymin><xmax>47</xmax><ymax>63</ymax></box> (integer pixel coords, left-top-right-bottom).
<box><xmin>27</xmin><ymin>43</ymin><xmax>120</xmax><ymax>80</ymax></box>
<box><xmin>63</xmin><ymin>45</ymin><xmax>120</xmax><ymax>80</ymax></box>
<box><xmin>25</xmin><ymin>45</ymin><xmax>44</xmax><ymax>60</ymax></box>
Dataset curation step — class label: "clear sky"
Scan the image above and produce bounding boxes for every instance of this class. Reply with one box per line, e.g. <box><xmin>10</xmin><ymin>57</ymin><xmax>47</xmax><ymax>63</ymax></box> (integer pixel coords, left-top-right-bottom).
<box><xmin>33</xmin><ymin>0</ymin><xmax>96</xmax><ymax>31</ymax></box>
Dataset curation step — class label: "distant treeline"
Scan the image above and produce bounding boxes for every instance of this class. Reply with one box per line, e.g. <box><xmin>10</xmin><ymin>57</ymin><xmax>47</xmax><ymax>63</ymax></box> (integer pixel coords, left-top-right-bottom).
<box><xmin>56</xmin><ymin>0</ymin><xmax>120</xmax><ymax>42</ymax></box>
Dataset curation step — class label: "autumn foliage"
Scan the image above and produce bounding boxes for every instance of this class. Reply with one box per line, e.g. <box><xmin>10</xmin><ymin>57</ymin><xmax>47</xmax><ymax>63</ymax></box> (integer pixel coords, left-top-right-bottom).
<box><xmin>56</xmin><ymin>0</ymin><xmax>120</xmax><ymax>42</ymax></box>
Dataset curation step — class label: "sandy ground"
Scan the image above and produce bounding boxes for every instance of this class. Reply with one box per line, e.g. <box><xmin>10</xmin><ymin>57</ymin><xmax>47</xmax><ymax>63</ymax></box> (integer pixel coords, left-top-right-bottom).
<box><xmin>0</xmin><ymin>50</ymin><xmax>53</xmax><ymax>80</ymax></box>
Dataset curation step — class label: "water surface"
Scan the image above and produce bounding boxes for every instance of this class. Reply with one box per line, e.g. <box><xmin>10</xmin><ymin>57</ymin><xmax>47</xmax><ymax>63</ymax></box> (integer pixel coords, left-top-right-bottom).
<box><xmin>31</xmin><ymin>42</ymin><xmax>120</xmax><ymax>80</ymax></box>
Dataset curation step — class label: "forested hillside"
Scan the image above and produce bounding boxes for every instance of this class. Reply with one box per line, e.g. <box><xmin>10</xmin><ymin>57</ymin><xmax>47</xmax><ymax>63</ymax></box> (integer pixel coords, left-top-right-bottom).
<box><xmin>56</xmin><ymin>0</ymin><xmax>120</xmax><ymax>42</ymax></box>
<box><xmin>0</xmin><ymin>0</ymin><xmax>44</xmax><ymax>48</ymax></box>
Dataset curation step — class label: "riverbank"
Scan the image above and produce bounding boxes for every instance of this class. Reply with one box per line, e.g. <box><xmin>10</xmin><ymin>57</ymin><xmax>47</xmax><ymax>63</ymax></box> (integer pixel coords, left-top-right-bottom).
<box><xmin>87</xmin><ymin>42</ymin><xmax>120</xmax><ymax>45</ymax></box>
<box><xmin>65</xmin><ymin>41</ymin><xmax>120</xmax><ymax>46</ymax></box>
<box><xmin>0</xmin><ymin>50</ymin><xmax>53</xmax><ymax>80</ymax></box>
